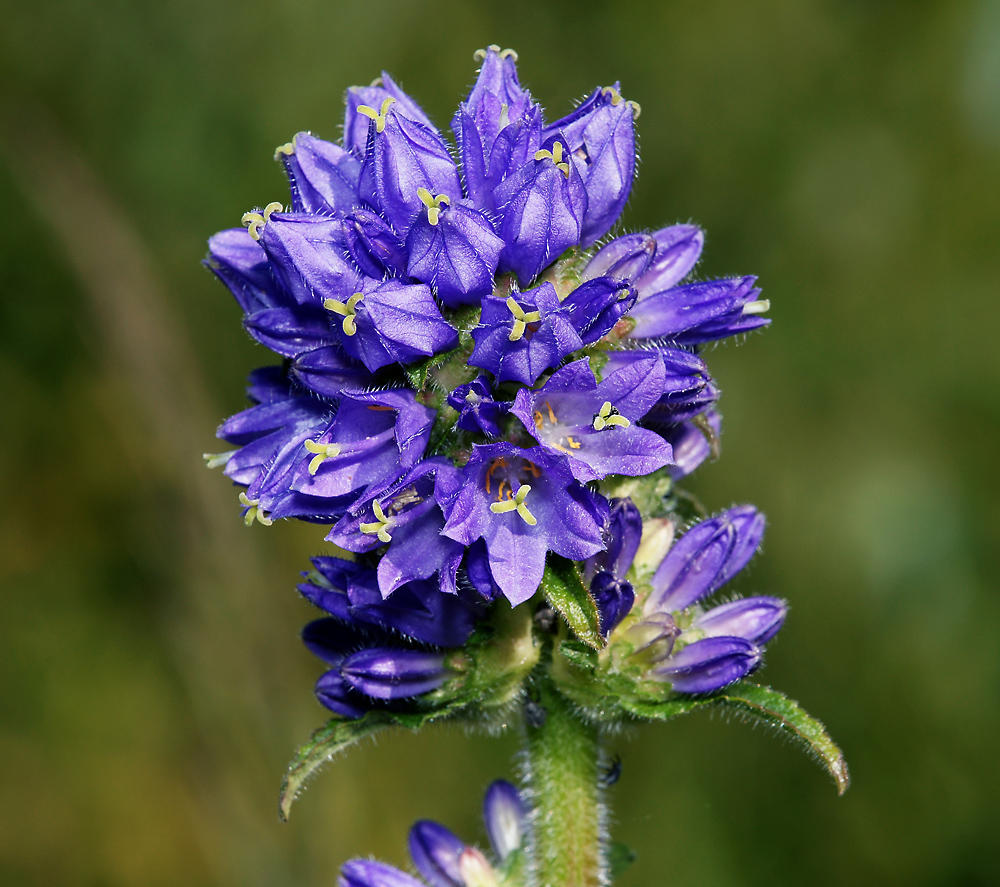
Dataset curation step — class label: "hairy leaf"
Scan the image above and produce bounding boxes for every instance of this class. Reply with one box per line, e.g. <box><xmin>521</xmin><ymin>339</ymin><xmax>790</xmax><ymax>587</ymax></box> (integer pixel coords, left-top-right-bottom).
<box><xmin>542</xmin><ymin>557</ymin><xmax>605</xmax><ymax>650</ymax></box>
<box><xmin>621</xmin><ymin>681</ymin><xmax>849</xmax><ymax>794</ymax></box>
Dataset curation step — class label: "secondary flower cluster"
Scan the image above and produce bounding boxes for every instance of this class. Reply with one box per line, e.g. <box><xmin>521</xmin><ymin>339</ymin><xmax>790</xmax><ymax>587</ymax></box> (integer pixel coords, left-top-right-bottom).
<box><xmin>341</xmin><ymin>780</ymin><xmax>526</xmax><ymax>887</ymax></box>
<box><xmin>206</xmin><ymin>46</ymin><xmax>775</xmax><ymax>715</ymax></box>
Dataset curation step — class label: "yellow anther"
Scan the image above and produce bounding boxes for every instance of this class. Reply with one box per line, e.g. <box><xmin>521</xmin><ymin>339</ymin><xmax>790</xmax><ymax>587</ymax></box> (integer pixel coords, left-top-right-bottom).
<box><xmin>360</xmin><ymin>500</ymin><xmax>393</xmax><ymax>543</ymax></box>
<box><xmin>566</xmin><ymin>435</ymin><xmax>581</xmax><ymax>449</ymax></box>
<box><xmin>303</xmin><ymin>438</ymin><xmax>343</xmax><ymax>475</ymax></box>
<box><xmin>593</xmin><ymin>401</ymin><xmax>631</xmax><ymax>431</ymax></box>
<box><xmin>274</xmin><ymin>142</ymin><xmax>295</xmax><ymax>160</ymax></box>
<box><xmin>533</xmin><ymin>410</ymin><xmax>544</xmax><ymax>430</ymax></box>
<box><xmin>601</xmin><ymin>87</ymin><xmax>641</xmax><ymax>119</ymax></box>
<box><xmin>239</xmin><ymin>492</ymin><xmax>273</xmax><ymax>526</ymax></box>
<box><xmin>417</xmin><ymin>187</ymin><xmax>451</xmax><ymax>225</ymax></box>
<box><xmin>356</xmin><ymin>96</ymin><xmax>396</xmax><ymax>133</ymax></box>
<box><xmin>545</xmin><ymin>401</ymin><xmax>557</xmax><ymax>424</ymax></box>
<box><xmin>203</xmin><ymin>450</ymin><xmax>235</xmax><ymax>470</ymax></box>
<box><xmin>474</xmin><ymin>45</ymin><xmax>502</xmax><ymax>61</ymax></box>
<box><xmin>241</xmin><ymin>211</ymin><xmax>266</xmax><ymax>241</ymax></box>
<box><xmin>743</xmin><ymin>298</ymin><xmax>771</xmax><ymax>315</ymax></box>
<box><xmin>533</xmin><ymin>140</ymin><xmax>570</xmax><ymax>177</ymax></box>
<box><xmin>602</xmin><ymin>86</ymin><xmax>623</xmax><ymax>106</ymax></box>
<box><xmin>489</xmin><ymin>484</ymin><xmax>537</xmax><ymax>526</ymax></box>
<box><xmin>506</xmin><ymin>296</ymin><xmax>542</xmax><ymax>341</ymax></box>
<box><xmin>324</xmin><ymin>292</ymin><xmax>364</xmax><ymax>336</ymax></box>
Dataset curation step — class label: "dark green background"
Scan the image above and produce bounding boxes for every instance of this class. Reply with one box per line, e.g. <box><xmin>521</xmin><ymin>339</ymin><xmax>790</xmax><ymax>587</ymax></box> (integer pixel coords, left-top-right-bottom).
<box><xmin>2</xmin><ymin>1</ymin><xmax>998</xmax><ymax>884</ymax></box>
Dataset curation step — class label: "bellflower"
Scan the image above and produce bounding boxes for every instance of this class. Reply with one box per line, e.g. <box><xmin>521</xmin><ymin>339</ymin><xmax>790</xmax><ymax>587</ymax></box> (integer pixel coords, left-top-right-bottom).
<box><xmin>207</xmin><ymin>45</ymin><xmax>770</xmax><ymax>618</ymax></box>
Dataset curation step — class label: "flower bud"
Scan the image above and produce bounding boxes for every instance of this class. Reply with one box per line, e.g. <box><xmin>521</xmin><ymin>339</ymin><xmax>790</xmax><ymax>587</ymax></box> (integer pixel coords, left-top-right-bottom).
<box><xmin>582</xmin><ymin>232</ymin><xmax>656</xmax><ymax>283</ymax></box>
<box><xmin>694</xmin><ymin>596</ymin><xmax>787</xmax><ymax>645</ymax></box>
<box><xmin>482</xmin><ymin>780</ymin><xmax>526</xmax><ymax>861</ymax></box>
<box><xmin>408</xmin><ymin>820</ymin><xmax>466</xmax><ymax>887</ymax></box>
<box><xmin>341</xmin><ymin>648</ymin><xmax>450</xmax><ymax>700</ymax></box>
<box><xmin>651</xmin><ymin>636</ymin><xmax>761</xmax><ymax>693</ymax></box>
<box><xmin>340</xmin><ymin>859</ymin><xmax>425</xmax><ymax>887</ymax></box>
<box><xmin>561</xmin><ymin>277</ymin><xmax>637</xmax><ymax>345</ymax></box>
<box><xmin>634</xmin><ymin>224</ymin><xmax>704</xmax><ymax>297</ymax></box>
<box><xmin>632</xmin><ymin>517</ymin><xmax>675</xmax><ymax>575</ymax></box>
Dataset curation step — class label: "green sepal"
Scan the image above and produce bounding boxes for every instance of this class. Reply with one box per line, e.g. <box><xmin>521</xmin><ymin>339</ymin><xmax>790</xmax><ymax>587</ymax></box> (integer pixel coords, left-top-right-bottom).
<box><xmin>558</xmin><ymin>638</ymin><xmax>598</xmax><ymax>672</ymax></box>
<box><xmin>541</xmin><ymin>557</ymin><xmax>605</xmax><ymax>650</ymax></box>
<box><xmin>622</xmin><ymin>681</ymin><xmax>850</xmax><ymax>794</ymax></box>
<box><xmin>607</xmin><ymin>841</ymin><xmax>638</xmax><ymax>879</ymax></box>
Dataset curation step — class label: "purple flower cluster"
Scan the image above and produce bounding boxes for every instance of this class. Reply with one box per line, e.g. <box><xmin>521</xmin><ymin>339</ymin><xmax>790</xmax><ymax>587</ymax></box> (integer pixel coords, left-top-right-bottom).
<box><xmin>340</xmin><ymin>779</ymin><xmax>526</xmax><ymax>887</ymax></box>
<box><xmin>206</xmin><ymin>46</ymin><xmax>774</xmax><ymax>708</ymax></box>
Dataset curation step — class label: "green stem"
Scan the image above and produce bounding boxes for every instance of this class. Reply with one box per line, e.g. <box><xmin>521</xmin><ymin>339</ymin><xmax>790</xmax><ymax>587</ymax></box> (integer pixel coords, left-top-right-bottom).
<box><xmin>525</xmin><ymin>675</ymin><xmax>604</xmax><ymax>887</ymax></box>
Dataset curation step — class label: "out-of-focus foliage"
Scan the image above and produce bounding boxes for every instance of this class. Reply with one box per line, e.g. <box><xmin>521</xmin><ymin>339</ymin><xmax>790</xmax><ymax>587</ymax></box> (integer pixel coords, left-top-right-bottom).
<box><xmin>1</xmin><ymin>1</ymin><xmax>998</xmax><ymax>885</ymax></box>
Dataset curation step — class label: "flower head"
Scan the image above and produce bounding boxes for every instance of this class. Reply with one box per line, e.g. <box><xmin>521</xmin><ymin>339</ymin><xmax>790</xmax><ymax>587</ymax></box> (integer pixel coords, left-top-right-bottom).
<box><xmin>207</xmin><ymin>46</ymin><xmax>768</xmax><ymax>618</ymax></box>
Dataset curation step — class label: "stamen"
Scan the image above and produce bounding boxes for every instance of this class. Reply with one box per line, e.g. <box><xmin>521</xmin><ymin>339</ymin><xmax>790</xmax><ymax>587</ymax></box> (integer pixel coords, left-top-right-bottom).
<box><xmin>303</xmin><ymin>438</ymin><xmax>343</xmax><ymax>475</ymax></box>
<box><xmin>545</xmin><ymin>401</ymin><xmax>557</xmax><ymax>424</ymax></box>
<box><xmin>240</xmin><ymin>202</ymin><xmax>283</xmax><ymax>240</ymax></box>
<box><xmin>506</xmin><ymin>296</ymin><xmax>542</xmax><ymax>341</ymax></box>
<box><xmin>356</xmin><ymin>96</ymin><xmax>396</xmax><ymax>133</ymax></box>
<box><xmin>743</xmin><ymin>298</ymin><xmax>771</xmax><ymax>316</ymax></box>
<box><xmin>203</xmin><ymin>450</ymin><xmax>235</xmax><ymax>469</ymax></box>
<box><xmin>474</xmin><ymin>45</ymin><xmax>501</xmax><ymax>61</ymax></box>
<box><xmin>360</xmin><ymin>500</ymin><xmax>393</xmax><ymax>543</ymax></box>
<box><xmin>566</xmin><ymin>435</ymin><xmax>581</xmax><ymax>449</ymax></box>
<box><xmin>324</xmin><ymin>292</ymin><xmax>364</xmax><ymax>336</ymax></box>
<box><xmin>241</xmin><ymin>211</ymin><xmax>265</xmax><ymax>241</ymax></box>
<box><xmin>239</xmin><ymin>492</ymin><xmax>273</xmax><ymax>526</ymax></box>
<box><xmin>602</xmin><ymin>86</ymin><xmax>623</xmax><ymax>106</ymax></box>
<box><xmin>533</xmin><ymin>410</ymin><xmax>544</xmax><ymax>430</ymax></box>
<box><xmin>417</xmin><ymin>187</ymin><xmax>451</xmax><ymax>225</ymax></box>
<box><xmin>593</xmin><ymin>401</ymin><xmax>631</xmax><ymax>431</ymax></box>
<box><xmin>533</xmin><ymin>141</ymin><xmax>570</xmax><ymax>177</ymax></box>
<box><xmin>497</xmin><ymin>480</ymin><xmax>507</xmax><ymax>502</ymax></box>
<box><xmin>485</xmin><ymin>457</ymin><xmax>509</xmax><ymax>494</ymax></box>
<box><xmin>489</xmin><ymin>484</ymin><xmax>538</xmax><ymax>526</ymax></box>
<box><xmin>525</xmin><ymin>462</ymin><xmax>541</xmax><ymax>478</ymax></box>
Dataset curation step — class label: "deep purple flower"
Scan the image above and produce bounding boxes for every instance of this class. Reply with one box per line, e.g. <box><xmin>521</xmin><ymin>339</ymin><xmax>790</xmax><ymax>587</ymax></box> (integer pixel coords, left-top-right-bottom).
<box><xmin>324</xmin><ymin>277</ymin><xmax>458</xmax><ymax>373</ymax></box>
<box><xmin>276</xmin><ymin>131</ymin><xmax>362</xmax><ymax>215</ymax></box>
<box><xmin>299</xmin><ymin>557</ymin><xmax>480</xmax><ymax>648</ymax></box>
<box><xmin>493</xmin><ymin>134</ymin><xmax>587</xmax><ymax>285</ymax></box>
<box><xmin>627</xmin><ymin>275</ymin><xmax>771</xmax><ymax>346</ymax></box>
<box><xmin>469</xmin><ymin>283</ymin><xmax>583</xmax><ymax>385</ymax></box>
<box><xmin>545</xmin><ymin>83</ymin><xmax>638</xmax><ymax>247</ymax></box>
<box><xmin>560</xmin><ymin>277</ymin><xmax>638</xmax><ymax>345</ymax></box>
<box><xmin>438</xmin><ymin>443</ymin><xmax>606</xmax><ymax>605</ymax></box>
<box><xmin>343</xmin><ymin>72</ymin><xmax>437</xmax><ymax>156</ymax></box>
<box><xmin>406</xmin><ymin>199</ymin><xmax>505</xmax><ymax>307</ymax></box>
<box><xmin>510</xmin><ymin>357</ymin><xmax>673</xmax><ymax>483</ymax></box>
<box><xmin>447</xmin><ymin>377</ymin><xmax>509</xmax><ymax>438</ymax></box>
<box><xmin>206</xmin><ymin>228</ymin><xmax>289</xmax><ymax>314</ymax></box>
<box><xmin>326</xmin><ymin>460</ymin><xmax>465</xmax><ymax>596</ymax></box>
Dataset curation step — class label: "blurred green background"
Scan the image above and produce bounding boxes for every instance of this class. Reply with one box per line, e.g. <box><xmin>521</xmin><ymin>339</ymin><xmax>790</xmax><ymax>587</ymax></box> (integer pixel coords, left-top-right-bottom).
<box><xmin>2</xmin><ymin>0</ymin><xmax>999</xmax><ymax>884</ymax></box>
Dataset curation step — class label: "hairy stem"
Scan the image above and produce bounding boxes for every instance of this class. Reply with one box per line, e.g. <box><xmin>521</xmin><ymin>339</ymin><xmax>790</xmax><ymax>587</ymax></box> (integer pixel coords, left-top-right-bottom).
<box><xmin>525</xmin><ymin>675</ymin><xmax>604</xmax><ymax>887</ymax></box>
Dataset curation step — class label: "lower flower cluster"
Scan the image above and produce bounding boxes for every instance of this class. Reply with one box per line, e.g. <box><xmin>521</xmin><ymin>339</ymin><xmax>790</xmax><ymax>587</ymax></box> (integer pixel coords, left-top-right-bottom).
<box><xmin>341</xmin><ymin>780</ymin><xmax>526</xmax><ymax>887</ymax></box>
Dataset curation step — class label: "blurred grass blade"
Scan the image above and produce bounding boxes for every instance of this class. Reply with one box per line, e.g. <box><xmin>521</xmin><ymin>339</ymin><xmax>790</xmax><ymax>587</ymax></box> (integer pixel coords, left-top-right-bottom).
<box><xmin>542</xmin><ymin>558</ymin><xmax>606</xmax><ymax>650</ymax></box>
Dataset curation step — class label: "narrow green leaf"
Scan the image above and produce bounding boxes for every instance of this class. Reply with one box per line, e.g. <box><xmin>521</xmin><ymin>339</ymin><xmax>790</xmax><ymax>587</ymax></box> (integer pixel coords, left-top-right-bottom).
<box><xmin>542</xmin><ymin>558</ymin><xmax>605</xmax><ymax>650</ymax></box>
<box><xmin>279</xmin><ymin>713</ymin><xmax>393</xmax><ymax>820</ymax></box>
<box><xmin>621</xmin><ymin>682</ymin><xmax>849</xmax><ymax>794</ymax></box>
<box><xmin>714</xmin><ymin>682</ymin><xmax>850</xmax><ymax>795</ymax></box>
